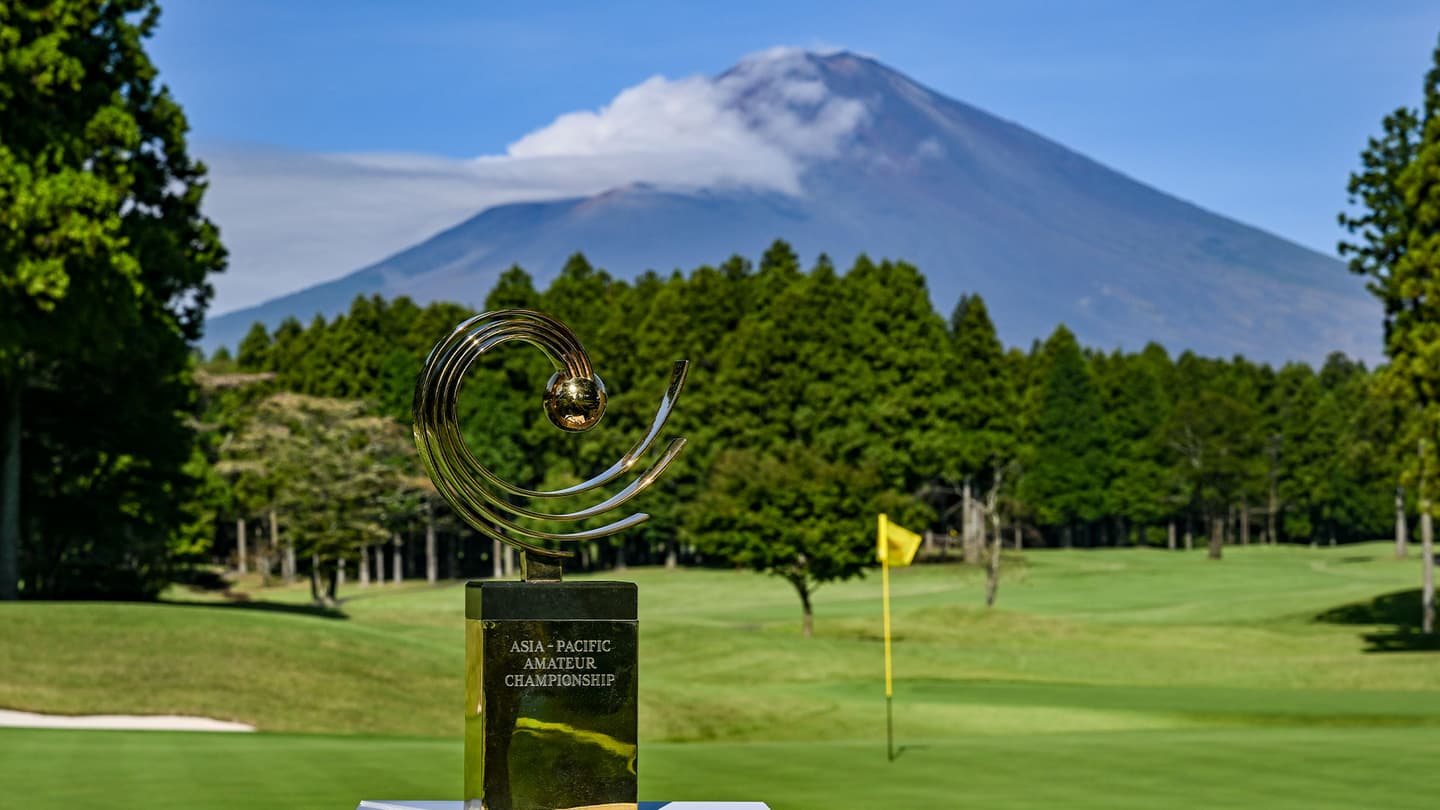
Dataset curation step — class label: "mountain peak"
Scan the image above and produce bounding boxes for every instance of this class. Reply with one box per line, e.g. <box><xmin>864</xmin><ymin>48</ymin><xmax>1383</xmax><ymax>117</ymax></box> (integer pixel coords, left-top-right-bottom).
<box><xmin>203</xmin><ymin>49</ymin><xmax>1378</xmax><ymax>365</ymax></box>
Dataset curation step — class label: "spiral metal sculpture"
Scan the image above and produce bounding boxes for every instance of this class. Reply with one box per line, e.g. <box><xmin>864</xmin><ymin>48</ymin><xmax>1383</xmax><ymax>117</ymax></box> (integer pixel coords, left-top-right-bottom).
<box><xmin>413</xmin><ymin>309</ymin><xmax>688</xmax><ymax>581</ymax></box>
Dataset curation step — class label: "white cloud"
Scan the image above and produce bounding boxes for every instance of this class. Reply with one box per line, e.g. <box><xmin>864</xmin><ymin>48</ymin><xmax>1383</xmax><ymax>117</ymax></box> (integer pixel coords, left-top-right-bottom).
<box><xmin>204</xmin><ymin>47</ymin><xmax>866</xmax><ymax>315</ymax></box>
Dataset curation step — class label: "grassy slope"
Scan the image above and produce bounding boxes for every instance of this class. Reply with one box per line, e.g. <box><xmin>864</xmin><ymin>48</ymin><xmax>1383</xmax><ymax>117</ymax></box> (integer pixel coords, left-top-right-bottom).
<box><xmin>1</xmin><ymin>543</ymin><xmax>1436</xmax><ymax>808</ymax></box>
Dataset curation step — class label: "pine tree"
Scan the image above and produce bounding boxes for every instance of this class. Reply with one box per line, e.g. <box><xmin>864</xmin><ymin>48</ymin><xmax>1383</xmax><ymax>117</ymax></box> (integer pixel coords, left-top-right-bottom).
<box><xmin>1017</xmin><ymin>326</ymin><xmax>1108</xmax><ymax>545</ymax></box>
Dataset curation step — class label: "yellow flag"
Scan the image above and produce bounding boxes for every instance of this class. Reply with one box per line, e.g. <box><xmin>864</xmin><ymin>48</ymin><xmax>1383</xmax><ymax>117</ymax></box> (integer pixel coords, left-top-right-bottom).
<box><xmin>877</xmin><ymin>514</ymin><xmax>922</xmax><ymax>567</ymax></box>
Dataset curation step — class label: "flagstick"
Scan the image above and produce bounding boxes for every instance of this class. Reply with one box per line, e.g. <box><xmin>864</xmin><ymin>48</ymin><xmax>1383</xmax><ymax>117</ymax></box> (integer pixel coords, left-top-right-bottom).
<box><xmin>880</xmin><ymin>513</ymin><xmax>895</xmax><ymax>762</ymax></box>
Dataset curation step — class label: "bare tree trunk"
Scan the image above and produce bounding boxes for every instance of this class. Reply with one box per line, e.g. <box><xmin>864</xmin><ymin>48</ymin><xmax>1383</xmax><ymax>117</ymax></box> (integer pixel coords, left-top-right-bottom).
<box><xmin>665</xmin><ymin>539</ymin><xmax>678</xmax><ymax>570</ymax></box>
<box><xmin>1208</xmin><ymin>516</ymin><xmax>1223</xmax><ymax>560</ymax></box>
<box><xmin>280</xmin><ymin>511</ymin><xmax>295</xmax><ymax>584</ymax></box>
<box><xmin>425</xmin><ymin>501</ymin><xmax>437</xmax><ymax>585</ymax></box>
<box><xmin>1241</xmin><ymin>502</ymin><xmax>1250</xmax><ymax>545</ymax></box>
<box><xmin>1184</xmin><ymin>524</ymin><xmax>1193</xmax><ymax>551</ymax></box>
<box><xmin>615</xmin><ymin>538</ymin><xmax>627</xmax><ymax>570</ymax></box>
<box><xmin>506</xmin><ymin>545</ymin><xmax>517</xmax><ymax>577</ymax></box>
<box><xmin>1013</xmin><ymin>523</ymin><xmax>1022</xmax><ymax>551</ymax></box>
<box><xmin>0</xmin><ymin>380</ymin><xmax>19</xmax><ymax>600</ymax></box>
<box><xmin>984</xmin><ymin>475</ymin><xmax>1005</xmax><ymax>608</ymax></box>
<box><xmin>359</xmin><ymin>545</ymin><xmax>370</xmax><ymax>587</ymax></box>
<box><xmin>325</xmin><ymin>559</ymin><xmax>339</xmax><ymax>607</ymax></box>
<box><xmin>259</xmin><ymin>517</ymin><xmax>273</xmax><ymax>588</ymax></box>
<box><xmin>375</xmin><ymin>541</ymin><xmax>386</xmax><ymax>582</ymax></box>
<box><xmin>337</xmin><ymin>559</ymin><xmax>346</xmax><ymax>588</ymax></box>
<box><xmin>1396</xmin><ymin>487</ymin><xmax>1409</xmax><ymax>559</ymax></box>
<box><xmin>492</xmin><ymin>537</ymin><xmax>503</xmax><ymax>578</ymax></box>
<box><xmin>1167</xmin><ymin>519</ymin><xmax>1177</xmax><ymax>551</ymax></box>
<box><xmin>1062</xmin><ymin>525</ymin><xmax>1073</xmax><ymax>549</ymax></box>
<box><xmin>392</xmin><ymin>534</ymin><xmax>403</xmax><ymax>585</ymax></box>
<box><xmin>962</xmin><ymin>479</ymin><xmax>972</xmax><ymax>544</ymax></box>
<box><xmin>265</xmin><ymin>509</ymin><xmax>279</xmax><ymax>585</ymax></box>
<box><xmin>236</xmin><ymin>518</ymin><xmax>248</xmax><ymax>574</ymax></box>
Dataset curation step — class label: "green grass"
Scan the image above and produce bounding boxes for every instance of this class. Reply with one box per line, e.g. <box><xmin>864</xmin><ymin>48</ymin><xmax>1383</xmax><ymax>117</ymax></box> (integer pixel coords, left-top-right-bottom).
<box><xmin>1</xmin><ymin>542</ymin><xmax>1437</xmax><ymax>808</ymax></box>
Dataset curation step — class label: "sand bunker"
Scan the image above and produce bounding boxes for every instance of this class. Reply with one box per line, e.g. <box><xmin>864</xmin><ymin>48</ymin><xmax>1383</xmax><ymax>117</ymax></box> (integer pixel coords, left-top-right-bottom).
<box><xmin>0</xmin><ymin>709</ymin><xmax>254</xmax><ymax>732</ymax></box>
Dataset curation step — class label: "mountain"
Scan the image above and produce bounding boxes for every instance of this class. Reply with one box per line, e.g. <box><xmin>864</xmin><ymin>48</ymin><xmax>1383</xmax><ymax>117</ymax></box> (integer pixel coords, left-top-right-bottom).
<box><xmin>203</xmin><ymin>51</ymin><xmax>1379</xmax><ymax>365</ymax></box>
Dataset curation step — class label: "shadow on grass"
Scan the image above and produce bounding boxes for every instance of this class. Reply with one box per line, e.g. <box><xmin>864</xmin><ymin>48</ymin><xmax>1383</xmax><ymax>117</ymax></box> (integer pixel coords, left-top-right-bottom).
<box><xmin>160</xmin><ymin>597</ymin><xmax>348</xmax><ymax>620</ymax></box>
<box><xmin>1315</xmin><ymin>589</ymin><xmax>1439</xmax><ymax>652</ymax></box>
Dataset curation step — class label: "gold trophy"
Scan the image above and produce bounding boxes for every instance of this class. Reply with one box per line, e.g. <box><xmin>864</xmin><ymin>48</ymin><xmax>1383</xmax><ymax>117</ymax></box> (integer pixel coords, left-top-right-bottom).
<box><xmin>413</xmin><ymin>309</ymin><xmax>687</xmax><ymax>810</ymax></box>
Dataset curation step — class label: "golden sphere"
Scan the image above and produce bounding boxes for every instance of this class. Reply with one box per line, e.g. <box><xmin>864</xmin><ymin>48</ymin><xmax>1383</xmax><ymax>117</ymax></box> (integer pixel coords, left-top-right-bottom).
<box><xmin>543</xmin><ymin>372</ymin><xmax>607</xmax><ymax>432</ymax></box>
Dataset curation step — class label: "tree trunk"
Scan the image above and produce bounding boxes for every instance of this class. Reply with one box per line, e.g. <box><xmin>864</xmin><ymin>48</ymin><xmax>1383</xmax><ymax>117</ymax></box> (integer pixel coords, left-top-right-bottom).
<box><xmin>506</xmin><ymin>545</ymin><xmax>518</xmax><ymax>577</ymax></box>
<box><xmin>308</xmin><ymin>555</ymin><xmax>322</xmax><ymax>605</ymax></box>
<box><xmin>1267</xmin><ymin>479</ymin><xmax>1278</xmax><ymax>545</ymax></box>
<box><xmin>1184</xmin><ymin>524</ymin><xmax>1193</xmax><ymax>551</ymax></box>
<box><xmin>326</xmin><ymin>560</ymin><xmax>340</xmax><ymax>607</ymax></box>
<box><xmin>492</xmin><ymin>537</ymin><xmax>503</xmax><ymax>578</ymax></box>
<box><xmin>337</xmin><ymin>559</ymin><xmax>346</xmax><ymax>587</ymax></box>
<box><xmin>1167</xmin><ymin>520</ymin><xmax>1177</xmax><ymax>550</ymax></box>
<box><xmin>962</xmin><ymin>478</ymin><xmax>972</xmax><ymax>538</ymax></box>
<box><xmin>265</xmin><ymin>509</ymin><xmax>278</xmax><ymax>585</ymax></box>
<box><xmin>359</xmin><ymin>545</ymin><xmax>370</xmax><ymax>587</ymax></box>
<box><xmin>1208</xmin><ymin>516</ymin><xmax>1223</xmax><ymax>560</ymax></box>
<box><xmin>1241</xmin><ymin>502</ymin><xmax>1250</xmax><ymax>545</ymax></box>
<box><xmin>392</xmin><ymin>534</ymin><xmax>403</xmax><ymax>585</ymax></box>
<box><xmin>259</xmin><ymin>513</ymin><xmax>273</xmax><ymax>588</ymax></box>
<box><xmin>1396</xmin><ymin>487</ymin><xmax>1409</xmax><ymax>559</ymax></box>
<box><xmin>285</xmin><ymin>542</ymin><xmax>296</xmax><ymax>584</ymax></box>
<box><xmin>1422</xmin><ymin>507</ymin><xmax>1435</xmax><ymax>635</ymax></box>
<box><xmin>1</xmin><ymin>379</ymin><xmax>21</xmax><ymax>601</ymax></box>
<box><xmin>1062</xmin><ymin>525</ymin><xmax>1073</xmax><ymax>549</ymax></box>
<box><xmin>615</xmin><ymin>538</ymin><xmax>627</xmax><ymax>570</ymax></box>
<box><xmin>792</xmin><ymin>577</ymin><xmax>814</xmax><ymax>638</ymax></box>
<box><xmin>376</xmin><ymin>541</ymin><xmax>386</xmax><ymax>583</ymax></box>
<box><xmin>962</xmin><ymin>481</ymin><xmax>981</xmax><ymax>564</ymax></box>
<box><xmin>236</xmin><ymin>518</ymin><xmax>248</xmax><ymax>574</ymax></box>
<box><xmin>1013</xmin><ymin>523</ymin><xmax>1022</xmax><ymax>551</ymax></box>
<box><xmin>425</xmin><ymin>501</ymin><xmax>437</xmax><ymax>585</ymax></box>
<box><xmin>985</xmin><ymin>509</ymin><xmax>1003</xmax><ymax>608</ymax></box>
<box><xmin>665</xmin><ymin>539</ymin><xmax>678</xmax><ymax>570</ymax></box>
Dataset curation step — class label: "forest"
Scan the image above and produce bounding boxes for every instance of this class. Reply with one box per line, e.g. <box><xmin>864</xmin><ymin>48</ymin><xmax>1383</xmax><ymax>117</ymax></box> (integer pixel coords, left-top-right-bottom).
<box><xmin>183</xmin><ymin>240</ymin><xmax>1416</xmax><ymax>616</ymax></box>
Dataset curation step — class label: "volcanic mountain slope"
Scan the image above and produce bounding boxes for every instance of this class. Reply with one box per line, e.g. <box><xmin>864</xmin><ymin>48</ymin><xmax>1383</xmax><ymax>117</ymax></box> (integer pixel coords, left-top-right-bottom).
<box><xmin>204</xmin><ymin>51</ymin><xmax>1377</xmax><ymax>365</ymax></box>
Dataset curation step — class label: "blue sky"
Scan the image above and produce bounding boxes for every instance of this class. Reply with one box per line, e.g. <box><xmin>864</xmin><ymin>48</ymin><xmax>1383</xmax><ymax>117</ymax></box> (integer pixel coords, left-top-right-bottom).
<box><xmin>149</xmin><ymin>1</ymin><xmax>1440</xmax><ymax>313</ymax></box>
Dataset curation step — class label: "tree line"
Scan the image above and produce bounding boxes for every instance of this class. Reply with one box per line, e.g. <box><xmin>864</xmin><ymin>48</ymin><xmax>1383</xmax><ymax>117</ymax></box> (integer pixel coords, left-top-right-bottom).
<box><xmin>196</xmin><ymin>242</ymin><xmax>1410</xmax><ymax>628</ymax></box>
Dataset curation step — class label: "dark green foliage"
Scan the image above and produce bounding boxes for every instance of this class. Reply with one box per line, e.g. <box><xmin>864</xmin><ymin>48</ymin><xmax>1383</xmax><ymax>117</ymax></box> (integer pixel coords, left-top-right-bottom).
<box><xmin>186</xmin><ymin>237</ymin><xmax>1406</xmax><ymax>619</ymax></box>
<box><xmin>1020</xmin><ymin>326</ymin><xmax>1108</xmax><ymax>539</ymax></box>
<box><xmin>939</xmin><ymin>294</ymin><xmax>1017</xmax><ymax>486</ymax></box>
<box><xmin>0</xmin><ymin>0</ymin><xmax>226</xmax><ymax>599</ymax></box>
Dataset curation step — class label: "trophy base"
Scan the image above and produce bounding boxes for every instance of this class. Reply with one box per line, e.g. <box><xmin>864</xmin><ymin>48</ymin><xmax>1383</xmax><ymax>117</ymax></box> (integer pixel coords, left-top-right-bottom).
<box><xmin>465</xmin><ymin>581</ymin><xmax>639</xmax><ymax>810</ymax></box>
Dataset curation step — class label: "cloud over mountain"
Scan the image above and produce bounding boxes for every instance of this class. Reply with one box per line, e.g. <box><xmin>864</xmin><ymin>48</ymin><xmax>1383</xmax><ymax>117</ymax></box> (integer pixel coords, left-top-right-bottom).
<box><xmin>203</xmin><ymin>48</ymin><xmax>867</xmax><ymax>314</ymax></box>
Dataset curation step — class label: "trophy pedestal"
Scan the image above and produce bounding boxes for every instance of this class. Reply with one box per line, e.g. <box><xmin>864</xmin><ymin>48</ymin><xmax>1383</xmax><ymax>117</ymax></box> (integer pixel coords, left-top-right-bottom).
<box><xmin>466</xmin><ymin>581</ymin><xmax>639</xmax><ymax>810</ymax></box>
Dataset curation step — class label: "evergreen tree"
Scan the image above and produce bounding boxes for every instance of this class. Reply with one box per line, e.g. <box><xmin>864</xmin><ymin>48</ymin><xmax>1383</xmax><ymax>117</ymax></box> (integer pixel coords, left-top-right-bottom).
<box><xmin>0</xmin><ymin>0</ymin><xmax>226</xmax><ymax>598</ymax></box>
<box><xmin>1019</xmin><ymin>326</ymin><xmax>1107</xmax><ymax>545</ymax></box>
<box><xmin>1343</xmin><ymin>37</ymin><xmax>1440</xmax><ymax>631</ymax></box>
